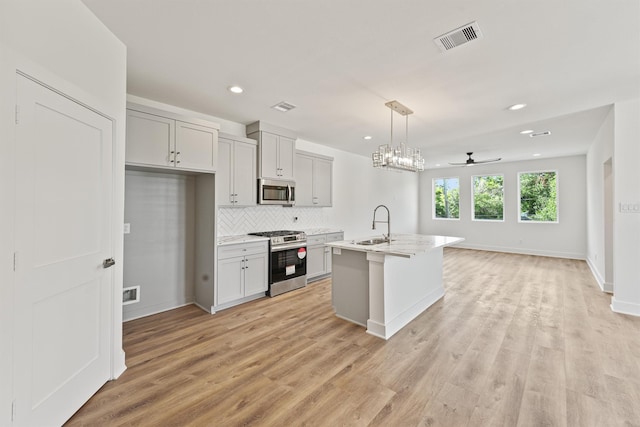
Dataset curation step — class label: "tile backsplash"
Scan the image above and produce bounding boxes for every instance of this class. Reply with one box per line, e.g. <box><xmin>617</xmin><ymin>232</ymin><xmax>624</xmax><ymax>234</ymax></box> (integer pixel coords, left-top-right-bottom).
<box><xmin>218</xmin><ymin>206</ymin><xmax>331</xmax><ymax>236</ymax></box>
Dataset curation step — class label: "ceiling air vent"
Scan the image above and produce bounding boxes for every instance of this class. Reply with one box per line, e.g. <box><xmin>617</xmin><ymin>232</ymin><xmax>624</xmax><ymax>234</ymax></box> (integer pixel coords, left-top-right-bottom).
<box><xmin>271</xmin><ymin>101</ymin><xmax>297</xmax><ymax>112</ymax></box>
<box><xmin>434</xmin><ymin>21</ymin><xmax>483</xmax><ymax>52</ymax></box>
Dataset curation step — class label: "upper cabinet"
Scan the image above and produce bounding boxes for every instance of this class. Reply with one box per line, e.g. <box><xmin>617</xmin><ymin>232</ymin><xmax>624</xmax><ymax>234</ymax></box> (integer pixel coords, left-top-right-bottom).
<box><xmin>295</xmin><ymin>150</ymin><xmax>333</xmax><ymax>207</ymax></box>
<box><xmin>246</xmin><ymin>121</ymin><xmax>296</xmax><ymax>180</ymax></box>
<box><xmin>217</xmin><ymin>133</ymin><xmax>257</xmax><ymax>207</ymax></box>
<box><xmin>126</xmin><ymin>104</ymin><xmax>219</xmax><ymax>173</ymax></box>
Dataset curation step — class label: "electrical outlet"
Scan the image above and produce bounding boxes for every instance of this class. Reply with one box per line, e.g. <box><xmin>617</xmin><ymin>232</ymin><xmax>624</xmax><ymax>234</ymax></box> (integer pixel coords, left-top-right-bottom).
<box><xmin>619</xmin><ymin>203</ymin><xmax>640</xmax><ymax>213</ymax></box>
<box><xmin>123</xmin><ymin>223</ymin><xmax>131</xmax><ymax>234</ymax></box>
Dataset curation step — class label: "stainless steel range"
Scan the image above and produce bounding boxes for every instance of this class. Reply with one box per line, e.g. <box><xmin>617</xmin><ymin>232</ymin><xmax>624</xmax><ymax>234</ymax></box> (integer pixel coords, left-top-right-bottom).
<box><xmin>248</xmin><ymin>230</ymin><xmax>307</xmax><ymax>296</ymax></box>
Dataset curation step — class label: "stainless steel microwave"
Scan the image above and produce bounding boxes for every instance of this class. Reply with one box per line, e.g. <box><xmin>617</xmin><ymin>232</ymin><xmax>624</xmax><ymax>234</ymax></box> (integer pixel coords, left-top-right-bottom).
<box><xmin>258</xmin><ymin>178</ymin><xmax>296</xmax><ymax>206</ymax></box>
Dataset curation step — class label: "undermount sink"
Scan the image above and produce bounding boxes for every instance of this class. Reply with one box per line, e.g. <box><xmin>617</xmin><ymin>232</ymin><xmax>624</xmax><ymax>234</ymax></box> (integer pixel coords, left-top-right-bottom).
<box><xmin>356</xmin><ymin>238</ymin><xmax>390</xmax><ymax>245</ymax></box>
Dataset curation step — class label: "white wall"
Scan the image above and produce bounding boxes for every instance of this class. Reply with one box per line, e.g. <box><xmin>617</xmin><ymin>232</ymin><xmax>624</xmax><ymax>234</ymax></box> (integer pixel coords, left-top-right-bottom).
<box><xmin>0</xmin><ymin>1</ymin><xmax>126</xmax><ymax>423</ymax></box>
<box><xmin>418</xmin><ymin>156</ymin><xmax>587</xmax><ymax>259</ymax></box>
<box><xmin>611</xmin><ymin>99</ymin><xmax>640</xmax><ymax>316</ymax></box>
<box><xmin>586</xmin><ymin>107</ymin><xmax>614</xmax><ymax>291</ymax></box>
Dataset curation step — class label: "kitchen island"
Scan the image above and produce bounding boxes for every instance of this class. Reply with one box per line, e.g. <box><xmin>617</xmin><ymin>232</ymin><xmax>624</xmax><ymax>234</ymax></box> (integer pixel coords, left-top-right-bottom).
<box><xmin>327</xmin><ymin>234</ymin><xmax>464</xmax><ymax>340</ymax></box>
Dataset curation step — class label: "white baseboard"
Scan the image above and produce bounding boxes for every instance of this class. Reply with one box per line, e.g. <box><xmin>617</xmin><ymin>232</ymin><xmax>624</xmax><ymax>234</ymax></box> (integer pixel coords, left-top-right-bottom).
<box><xmin>123</xmin><ymin>301</ymin><xmax>195</xmax><ymax>322</ymax></box>
<box><xmin>454</xmin><ymin>243</ymin><xmax>584</xmax><ymax>260</ymax></box>
<box><xmin>585</xmin><ymin>257</ymin><xmax>613</xmax><ymax>293</ymax></box>
<box><xmin>366</xmin><ymin>287</ymin><xmax>445</xmax><ymax>340</ymax></box>
<box><xmin>611</xmin><ymin>297</ymin><xmax>640</xmax><ymax>317</ymax></box>
<box><xmin>111</xmin><ymin>349</ymin><xmax>127</xmax><ymax>380</ymax></box>
<box><xmin>194</xmin><ymin>301</ymin><xmax>215</xmax><ymax>314</ymax></box>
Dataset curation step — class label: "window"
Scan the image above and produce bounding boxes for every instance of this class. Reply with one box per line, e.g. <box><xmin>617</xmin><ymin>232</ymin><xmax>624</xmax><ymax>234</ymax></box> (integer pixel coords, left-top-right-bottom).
<box><xmin>472</xmin><ymin>175</ymin><xmax>504</xmax><ymax>221</ymax></box>
<box><xmin>519</xmin><ymin>171</ymin><xmax>558</xmax><ymax>222</ymax></box>
<box><xmin>433</xmin><ymin>177</ymin><xmax>460</xmax><ymax>219</ymax></box>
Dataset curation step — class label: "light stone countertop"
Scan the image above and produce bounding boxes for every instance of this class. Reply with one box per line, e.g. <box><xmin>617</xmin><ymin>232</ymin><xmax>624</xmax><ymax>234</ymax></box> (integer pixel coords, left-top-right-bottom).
<box><xmin>327</xmin><ymin>233</ymin><xmax>465</xmax><ymax>258</ymax></box>
<box><xmin>302</xmin><ymin>228</ymin><xmax>344</xmax><ymax>236</ymax></box>
<box><xmin>217</xmin><ymin>234</ymin><xmax>270</xmax><ymax>246</ymax></box>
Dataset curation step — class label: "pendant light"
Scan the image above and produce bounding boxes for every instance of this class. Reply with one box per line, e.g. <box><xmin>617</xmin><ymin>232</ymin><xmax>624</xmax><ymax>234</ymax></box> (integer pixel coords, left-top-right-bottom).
<box><xmin>371</xmin><ymin>100</ymin><xmax>425</xmax><ymax>172</ymax></box>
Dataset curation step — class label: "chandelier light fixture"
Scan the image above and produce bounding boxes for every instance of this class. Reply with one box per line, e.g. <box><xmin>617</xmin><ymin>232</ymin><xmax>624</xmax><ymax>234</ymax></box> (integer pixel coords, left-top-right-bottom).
<box><xmin>372</xmin><ymin>100</ymin><xmax>425</xmax><ymax>172</ymax></box>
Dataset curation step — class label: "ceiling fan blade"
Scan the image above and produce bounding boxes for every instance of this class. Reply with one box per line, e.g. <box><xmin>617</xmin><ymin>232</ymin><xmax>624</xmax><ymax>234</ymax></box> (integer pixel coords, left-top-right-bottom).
<box><xmin>473</xmin><ymin>157</ymin><xmax>502</xmax><ymax>164</ymax></box>
<box><xmin>448</xmin><ymin>161</ymin><xmax>469</xmax><ymax>165</ymax></box>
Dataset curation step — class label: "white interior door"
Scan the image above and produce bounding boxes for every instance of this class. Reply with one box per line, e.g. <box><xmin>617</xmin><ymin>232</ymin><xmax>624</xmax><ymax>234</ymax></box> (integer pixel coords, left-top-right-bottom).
<box><xmin>13</xmin><ymin>74</ymin><xmax>113</xmax><ymax>426</ymax></box>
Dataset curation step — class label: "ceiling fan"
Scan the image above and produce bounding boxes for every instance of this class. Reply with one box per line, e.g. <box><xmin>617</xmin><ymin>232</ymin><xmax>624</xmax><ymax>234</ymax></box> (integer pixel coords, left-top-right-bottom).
<box><xmin>449</xmin><ymin>152</ymin><xmax>502</xmax><ymax>166</ymax></box>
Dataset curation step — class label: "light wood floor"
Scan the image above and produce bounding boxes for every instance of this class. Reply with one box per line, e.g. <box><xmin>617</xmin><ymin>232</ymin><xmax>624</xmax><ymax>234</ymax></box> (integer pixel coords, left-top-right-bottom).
<box><xmin>67</xmin><ymin>248</ymin><xmax>640</xmax><ymax>426</ymax></box>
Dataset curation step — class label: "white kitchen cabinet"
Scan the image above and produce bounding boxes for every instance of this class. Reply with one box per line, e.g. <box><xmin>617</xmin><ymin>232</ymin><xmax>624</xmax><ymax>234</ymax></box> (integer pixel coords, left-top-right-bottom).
<box><xmin>295</xmin><ymin>150</ymin><xmax>333</xmax><ymax>207</ymax></box>
<box><xmin>217</xmin><ymin>240</ymin><xmax>268</xmax><ymax>308</ymax></box>
<box><xmin>306</xmin><ymin>231</ymin><xmax>343</xmax><ymax>282</ymax></box>
<box><xmin>126</xmin><ymin>104</ymin><xmax>219</xmax><ymax>173</ymax></box>
<box><xmin>246</xmin><ymin>121</ymin><xmax>296</xmax><ymax>180</ymax></box>
<box><xmin>217</xmin><ymin>133</ymin><xmax>257</xmax><ymax>206</ymax></box>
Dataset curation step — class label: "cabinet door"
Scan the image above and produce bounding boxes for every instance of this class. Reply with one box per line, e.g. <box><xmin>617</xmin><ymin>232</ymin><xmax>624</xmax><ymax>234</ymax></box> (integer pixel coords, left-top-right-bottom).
<box><xmin>217</xmin><ymin>137</ymin><xmax>233</xmax><ymax>205</ymax></box>
<box><xmin>244</xmin><ymin>253</ymin><xmax>268</xmax><ymax>296</ymax></box>
<box><xmin>259</xmin><ymin>131</ymin><xmax>279</xmax><ymax>178</ymax></box>
<box><xmin>294</xmin><ymin>153</ymin><xmax>314</xmax><ymax>206</ymax></box>
<box><xmin>313</xmin><ymin>158</ymin><xmax>332</xmax><ymax>206</ymax></box>
<box><xmin>175</xmin><ymin>121</ymin><xmax>218</xmax><ymax>172</ymax></box>
<box><xmin>277</xmin><ymin>136</ymin><xmax>295</xmax><ymax>180</ymax></box>
<box><xmin>325</xmin><ymin>233</ymin><xmax>342</xmax><ymax>274</ymax></box>
<box><xmin>307</xmin><ymin>245</ymin><xmax>327</xmax><ymax>279</ymax></box>
<box><xmin>126</xmin><ymin>109</ymin><xmax>174</xmax><ymax>167</ymax></box>
<box><xmin>217</xmin><ymin>257</ymin><xmax>244</xmax><ymax>304</ymax></box>
<box><xmin>233</xmin><ymin>141</ymin><xmax>257</xmax><ymax>206</ymax></box>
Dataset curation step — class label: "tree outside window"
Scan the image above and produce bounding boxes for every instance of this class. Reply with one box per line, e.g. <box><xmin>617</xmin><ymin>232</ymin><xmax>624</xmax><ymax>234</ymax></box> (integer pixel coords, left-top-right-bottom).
<box><xmin>473</xmin><ymin>175</ymin><xmax>504</xmax><ymax>220</ymax></box>
<box><xmin>433</xmin><ymin>177</ymin><xmax>459</xmax><ymax>219</ymax></box>
<box><xmin>519</xmin><ymin>171</ymin><xmax>558</xmax><ymax>222</ymax></box>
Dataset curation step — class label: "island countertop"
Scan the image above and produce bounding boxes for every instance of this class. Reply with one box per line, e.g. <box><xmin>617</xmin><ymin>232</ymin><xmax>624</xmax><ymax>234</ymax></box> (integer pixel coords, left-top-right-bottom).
<box><xmin>327</xmin><ymin>233</ymin><xmax>464</xmax><ymax>258</ymax></box>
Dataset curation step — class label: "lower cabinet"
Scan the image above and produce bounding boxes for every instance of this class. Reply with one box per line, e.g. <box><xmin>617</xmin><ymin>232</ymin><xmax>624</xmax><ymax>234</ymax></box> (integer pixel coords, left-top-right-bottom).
<box><xmin>217</xmin><ymin>241</ymin><xmax>268</xmax><ymax>308</ymax></box>
<box><xmin>307</xmin><ymin>232</ymin><xmax>344</xmax><ymax>282</ymax></box>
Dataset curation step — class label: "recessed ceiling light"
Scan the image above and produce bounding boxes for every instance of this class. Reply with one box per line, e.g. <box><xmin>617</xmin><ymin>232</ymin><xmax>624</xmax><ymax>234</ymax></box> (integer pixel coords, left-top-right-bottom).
<box><xmin>363</xmin><ymin>136</ymin><xmax>372</xmax><ymax>140</ymax></box>
<box><xmin>507</xmin><ymin>103</ymin><xmax>527</xmax><ymax>111</ymax></box>
<box><xmin>520</xmin><ymin>129</ymin><xmax>534</xmax><ymax>135</ymax></box>
<box><xmin>228</xmin><ymin>85</ymin><xmax>244</xmax><ymax>94</ymax></box>
<box><xmin>435</xmin><ymin>163</ymin><xmax>441</xmax><ymax>167</ymax></box>
<box><xmin>533</xmin><ymin>153</ymin><xmax>541</xmax><ymax>157</ymax></box>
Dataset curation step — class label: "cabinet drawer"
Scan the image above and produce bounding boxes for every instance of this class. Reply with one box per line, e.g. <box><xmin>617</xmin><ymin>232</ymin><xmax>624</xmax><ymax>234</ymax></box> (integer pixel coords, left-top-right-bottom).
<box><xmin>326</xmin><ymin>232</ymin><xmax>344</xmax><ymax>243</ymax></box>
<box><xmin>218</xmin><ymin>241</ymin><xmax>268</xmax><ymax>259</ymax></box>
<box><xmin>307</xmin><ymin>235</ymin><xmax>327</xmax><ymax>246</ymax></box>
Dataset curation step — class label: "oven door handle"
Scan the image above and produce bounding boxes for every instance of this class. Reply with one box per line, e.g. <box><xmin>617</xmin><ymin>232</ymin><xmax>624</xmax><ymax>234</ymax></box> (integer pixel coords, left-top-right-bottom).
<box><xmin>271</xmin><ymin>242</ymin><xmax>307</xmax><ymax>252</ymax></box>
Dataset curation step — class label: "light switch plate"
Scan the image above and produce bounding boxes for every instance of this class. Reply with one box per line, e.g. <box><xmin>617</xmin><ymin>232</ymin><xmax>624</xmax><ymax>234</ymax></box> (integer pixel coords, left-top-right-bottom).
<box><xmin>620</xmin><ymin>203</ymin><xmax>640</xmax><ymax>213</ymax></box>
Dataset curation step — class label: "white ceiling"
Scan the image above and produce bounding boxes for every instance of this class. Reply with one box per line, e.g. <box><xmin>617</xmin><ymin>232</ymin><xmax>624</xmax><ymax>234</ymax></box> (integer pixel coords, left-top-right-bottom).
<box><xmin>83</xmin><ymin>0</ymin><xmax>639</xmax><ymax>168</ymax></box>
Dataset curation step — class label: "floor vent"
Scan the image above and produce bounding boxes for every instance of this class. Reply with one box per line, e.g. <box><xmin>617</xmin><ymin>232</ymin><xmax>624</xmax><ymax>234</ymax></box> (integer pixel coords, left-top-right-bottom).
<box><xmin>271</xmin><ymin>101</ymin><xmax>297</xmax><ymax>112</ymax></box>
<box><xmin>123</xmin><ymin>286</ymin><xmax>140</xmax><ymax>305</ymax></box>
<box><xmin>434</xmin><ymin>21</ymin><xmax>483</xmax><ymax>52</ymax></box>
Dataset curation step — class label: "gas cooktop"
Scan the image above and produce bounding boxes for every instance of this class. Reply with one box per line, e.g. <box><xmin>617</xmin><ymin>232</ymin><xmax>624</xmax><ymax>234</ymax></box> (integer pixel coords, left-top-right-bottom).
<box><xmin>248</xmin><ymin>230</ymin><xmax>306</xmax><ymax>246</ymax></box>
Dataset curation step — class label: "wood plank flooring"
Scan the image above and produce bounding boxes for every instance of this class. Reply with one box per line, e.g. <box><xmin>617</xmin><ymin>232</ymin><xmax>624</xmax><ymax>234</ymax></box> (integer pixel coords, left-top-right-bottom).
<box><xmin>66</xmin><ymin>248</ymin><xmax>640</xmax><ymax>426</ymax></box>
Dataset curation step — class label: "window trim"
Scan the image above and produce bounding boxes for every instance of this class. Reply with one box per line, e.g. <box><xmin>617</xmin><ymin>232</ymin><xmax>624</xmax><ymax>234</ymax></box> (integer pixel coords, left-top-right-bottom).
<box><xmin>471</xmin><ymin>173</ymin><xmax>505</xmax><ymax>222</ymax></box>
<box><xmin>432</xmin><ymin>176</ymin><xmax>460</xmax><ymax>220</ymax></box>
<box><xmin>517</xmin><ymin>169</ymin><xmax>559</xmax><ymax>224</ymax></box>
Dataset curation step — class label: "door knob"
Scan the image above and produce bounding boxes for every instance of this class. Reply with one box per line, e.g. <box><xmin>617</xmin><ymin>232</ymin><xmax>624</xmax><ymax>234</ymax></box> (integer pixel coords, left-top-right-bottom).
<box><xmin>103</xmin><ymin>258</ymin><xmax>116</xmax><ymax>269</ymax></box>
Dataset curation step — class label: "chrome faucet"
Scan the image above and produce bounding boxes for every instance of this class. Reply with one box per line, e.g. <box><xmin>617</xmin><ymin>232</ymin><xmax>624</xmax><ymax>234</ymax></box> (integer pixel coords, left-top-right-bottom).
<box><xmin>372</xmin><ymin>204</ymin><xmax>391</xmax><ymax>241</ymax></box>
